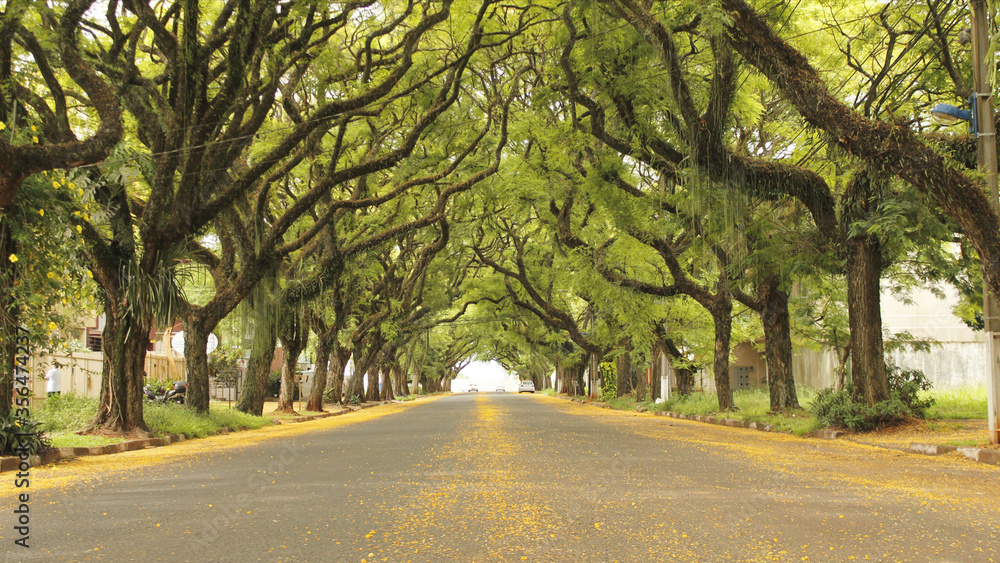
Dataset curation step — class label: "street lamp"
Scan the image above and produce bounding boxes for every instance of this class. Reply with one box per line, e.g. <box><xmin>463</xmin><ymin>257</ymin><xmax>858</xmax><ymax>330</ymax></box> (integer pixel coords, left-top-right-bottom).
<box><xmin>935</xmin><ymin>1</ymin><xmax>1000</xmax><ymax>446</ymax></box>
<box><xmin>930</xmin><ymin>101</ymin><xmax>973</xmax><ymax>127</ymax></box>
<box><xmin>928</xmin><ymin>3</ymin><xmax>999</xmax><ymax>445</ymax></box>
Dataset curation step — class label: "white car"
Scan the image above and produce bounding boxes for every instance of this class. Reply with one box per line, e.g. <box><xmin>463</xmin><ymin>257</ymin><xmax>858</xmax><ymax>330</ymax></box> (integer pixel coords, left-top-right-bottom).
<box><xmin>518</xmin><ymin>380</ymin><xmax>535</xmax><ymax>393</ymax></box>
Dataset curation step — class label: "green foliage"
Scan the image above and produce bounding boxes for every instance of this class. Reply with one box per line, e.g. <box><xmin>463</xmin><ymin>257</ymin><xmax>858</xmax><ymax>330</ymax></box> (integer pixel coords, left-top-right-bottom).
<box><xmin>0</xmin><ymin>413</ymin><xmax>53</xmax><ymax>457</ymax></box>
<box><xmin>606</xmin><ymin>394</ymin><xmax>640</xmax><ymax>410</ymax></box>
<box><xmin>35</xmin><ymin>393</ymin><xmax>98</xmax><ymax>433</ymax></box>
<box><xmin>47</xmin><ymin>434</ymin><xmax>123</xmax><ymax>448</ymax></box>
<box><xmin>656</xmin><ymin>392</ymin><xmax>720</xmax><ymax>416</ymax></box>
<box><xmin>811</xmin><ymin>366</ymin><xmax>935</xmax><ymax>431</ymax></box>
<box><xmin>887</xmin><ymin>365</ymin><xmax>935</xmax><ymax>411</ymax></box>
<box><xmin>924</xmin><ymin>387</ymin><xmax>988</xmax><ymax>419</ymax></box>
<box><xmin>3</xmin><ymin>169</ymin><xmax>99</xmax><ymax>354</ymax></box>
<box><xmin>643</xmin><ymin>388</ymin><xmax>823</xmax><ymax>435</ymax></box>
<box><xmin>34</xmin><ymin>393</ymin><xmax>270</xmax><ymax>443</ymax></box>
<box><xmin>599</xmin><ymin>361</ymin><xmax>617</xmax><ymax>402</ymax></box>
<box><xmin>143</xmin><ymin>404</ymin><xmax>271</xmax><ymax>438</ymax></box>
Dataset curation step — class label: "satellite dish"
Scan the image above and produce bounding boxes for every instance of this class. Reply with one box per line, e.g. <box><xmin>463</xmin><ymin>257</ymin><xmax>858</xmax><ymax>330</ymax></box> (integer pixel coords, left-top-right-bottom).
<box><xmin>170</xmin><ymin>331</ymin><xmax>219</xmax><ymax>355</ymax></box>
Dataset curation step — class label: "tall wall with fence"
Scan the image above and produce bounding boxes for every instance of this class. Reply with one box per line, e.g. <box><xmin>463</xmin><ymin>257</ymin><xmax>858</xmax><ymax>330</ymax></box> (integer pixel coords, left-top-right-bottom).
<box><xmin>26</xmin><ymin>352</ymin><xmax>186</xmax><ymax>407</ymax></box>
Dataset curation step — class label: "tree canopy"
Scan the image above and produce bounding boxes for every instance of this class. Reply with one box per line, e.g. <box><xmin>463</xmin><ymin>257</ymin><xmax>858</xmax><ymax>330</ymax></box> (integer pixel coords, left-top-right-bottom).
<box><xmin>2</xmin><ymin>0</ymin><xmax>997</xmax><ymax>426</ymax></box>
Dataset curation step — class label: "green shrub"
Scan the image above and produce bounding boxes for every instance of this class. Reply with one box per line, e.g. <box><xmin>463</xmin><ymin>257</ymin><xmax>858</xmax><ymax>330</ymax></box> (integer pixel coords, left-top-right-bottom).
<box><xmin>143</xmin><ymin>404</ymin><xmax>271</xmax><ymax>438</ymax></box>
<box><xmin>810</xmin><ymin>366</ymin><xmax>935</xmax><ymax>431</ymax></box>
<box><xmin>887</xmin><ymin>365</ymin><xmax>935</xmax><ymax>412</ymax></box>
<box><xmin>0</xmin><ymin>413</ymin><xmax>54</xmax><ymax>457</ymax></box>
<box><xmin>599</xmin><ymin>361</ymin><xmax>617</xmax><ymax>403</ymax></box>
<box><xmin>35</xmin><ymin>393</ymin><xmax>99</xmax><ymax>433</ymax></box>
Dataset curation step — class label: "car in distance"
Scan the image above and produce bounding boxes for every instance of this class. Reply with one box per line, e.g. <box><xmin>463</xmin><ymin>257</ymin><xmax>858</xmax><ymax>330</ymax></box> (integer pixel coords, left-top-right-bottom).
<box><xmin>468</xmin><ymin>385</ymin><xmax>478</xmax><ymax>392</ymax></box>
<box><xmin>495</xmin><ymin>386</ymin><xmax>505</xmax><ymax>392</ymax></box>
<box><xmin>518</xmin><ymin>380</ymin><xmax>535</xmax><ymax>393</ymax></box>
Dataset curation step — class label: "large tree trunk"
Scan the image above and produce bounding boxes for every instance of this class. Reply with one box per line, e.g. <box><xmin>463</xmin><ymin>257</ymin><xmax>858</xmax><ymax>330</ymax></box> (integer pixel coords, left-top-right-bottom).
<box><xmin>306</xmin><ymin>333</ymin><xmax>334</xmax><ymax>412</ymax></box>
<box><xmin>89</xmin><ymin>305</ymin><xmax>150</xmax><ymax>435</ymax></box>
<box><xmin>182</xmin><ymin>315</ymin><xmax>213</xmax><ymax>413</ymax></box>
<box><xmin>616</xmin><ymin>341</ymin><xmax>634</xmax><ymax>397</ymax></box>
<box><xmin>277</xmin><ymin>352</ymin><xmax>299</xmax><ymax>414</ymax></box>
<box><xmin>759</xmin><ymin>276</ymin><xmax>799</xmax><ymax>411</ymax></box>
<box><xmin>276</xmin><ymin>310</ymin><xmax>308</xmax><ymax>414</ymax></box>
<box><xmin>842</xmin><ymin>171</ymin><xmax>889</xmax><ymax>405</ymax></box>
<box><xmin>236</xmin><ymin>296</ymin><xmax>279</xmax><ymax>416</ymax></box>
<box><xmin>365</xmin><ymin>368</ymin><xmax>380</xmax><ymax>402</ymax></box>
<box><xmin>846</xmin><ymin>234</ymin><xmax>888</xmax><ymax>405</ymax></box>
<box><xmin>380</xmin><ymin>367</ymin><xmax>394</xmax><ymax>401</ymax></box>
<box><xmin>675</xmin><ymin>367</ymin><xmax>694</xmax><ymax>396</ymax></box>
<box><xmin>344</xmin><ymin>369</ymin><xmax>365</xmax><ymax>403</ymax></box>
<box><xmin>711</xmin><ymin>308</ymin><xmax>736</xmax><ymax>411</ymax></box>
<box><xmin>391</xmin><ymin>364</ymin><xmax>406</xmax><ymax>398</ymax></box>
<box><xmin>328</xmin><ymin>346</ymin><xmax>350</xmax><ymax>404</ymax></box>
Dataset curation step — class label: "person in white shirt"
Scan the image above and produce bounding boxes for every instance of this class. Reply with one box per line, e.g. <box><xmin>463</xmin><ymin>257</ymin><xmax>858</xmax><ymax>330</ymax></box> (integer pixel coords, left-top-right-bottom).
<box><xmin>45</xmin><ymin>362</ymin><xmax>62</xmax><ymax>397</ymax></box>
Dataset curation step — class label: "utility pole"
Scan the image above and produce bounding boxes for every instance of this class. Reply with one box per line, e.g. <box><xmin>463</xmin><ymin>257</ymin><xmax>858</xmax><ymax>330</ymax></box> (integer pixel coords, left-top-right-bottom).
<box><xmin>971</xmin><ymin>0</ymin><xmax>1000</xmax><ymax>445</ymax></box>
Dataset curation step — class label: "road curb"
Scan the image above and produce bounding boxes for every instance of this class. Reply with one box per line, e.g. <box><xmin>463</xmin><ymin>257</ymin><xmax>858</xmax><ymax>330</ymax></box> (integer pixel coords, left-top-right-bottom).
<box><xmin>0</xmin><ymin>401</ymin><xmax>393</xmax><ymax>473</ymax></box>
<box><xmin>561</xmin><ymin>395</ymin><xmax>1000</xmax><ymax>468</ymax></box>
<box><xmin>564</xmin><ymin>396</ymin><xmax>780</xmax><ymax>433</ymax></box>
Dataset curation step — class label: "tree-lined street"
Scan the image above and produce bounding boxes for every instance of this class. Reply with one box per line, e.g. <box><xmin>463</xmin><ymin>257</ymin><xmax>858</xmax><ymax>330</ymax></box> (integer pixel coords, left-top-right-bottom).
<box><xmin>3</xmin><ymin>395</ymin><xmax>997</xmax><ymax>561</ymax></box>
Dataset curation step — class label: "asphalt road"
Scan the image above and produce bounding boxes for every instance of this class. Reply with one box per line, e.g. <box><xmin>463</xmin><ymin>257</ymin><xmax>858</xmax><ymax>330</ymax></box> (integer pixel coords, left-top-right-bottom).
<box><xmin>2</xmin><ymin>393</ymin><xmax>999</xmax><ymax>562</ymax></box>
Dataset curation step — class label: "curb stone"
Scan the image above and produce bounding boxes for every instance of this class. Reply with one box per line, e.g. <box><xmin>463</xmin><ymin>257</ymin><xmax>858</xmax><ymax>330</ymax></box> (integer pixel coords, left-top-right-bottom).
<box><xmin>0</xmin><ymin>403</ymin><xmax>378</xmax><ymax>473</ymax></box>
<box><xmin>556</xmin><ymin>394</ymin><xmax>777</xmax><ymax>434</ymax></box>
<box><xmin>811</xmin><ymin>429</ymin><xmax>847</xmax><ymax>440</ymax></box>
<box><xmin>568</xmin><ymin>394</ymin><xmax>1000</xmax><ymax>468</ymax></box>
<box><xmin>905</xmin><ymin>442</ymin><xmax>999</xmax><ymax>466</ymax></box>
<box><xmin>908</xmin><ymin>443</ymin><xmax>958</xmax><ymax>456</ymax></box>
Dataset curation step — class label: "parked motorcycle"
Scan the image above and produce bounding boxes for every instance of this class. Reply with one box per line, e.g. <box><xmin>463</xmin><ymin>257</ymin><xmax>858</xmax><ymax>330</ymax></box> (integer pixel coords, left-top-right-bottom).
<box><xmin>143</xmin><ymin>381</ymin><xmax>187</xmax><ymax>404</ymax></box>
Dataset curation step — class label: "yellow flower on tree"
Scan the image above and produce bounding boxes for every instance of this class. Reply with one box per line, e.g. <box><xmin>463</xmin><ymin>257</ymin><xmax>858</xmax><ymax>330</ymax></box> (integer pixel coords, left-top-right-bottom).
<box><xmin>7</xmin><ymin>254</ymin><xmax>16</xmax><ymax>263</ymax></box>
<box><xmin>0</xmin><ymin>122</ymin><xmax>5</xmax><ymax>130</ymax></box>
<box><xmin>47</xmin><ymin>322</ymin><xmax>57</xmax><ymax>331</ymax></box>
<box><xmin>38</xmin><ymin>209</ymin><xmax>44</xmax><ymax>217</ymax></box>
<box><xmin>76</xmin><ymin>225</ymin><xmax>83</xmax><ymax>233</ymax></box>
